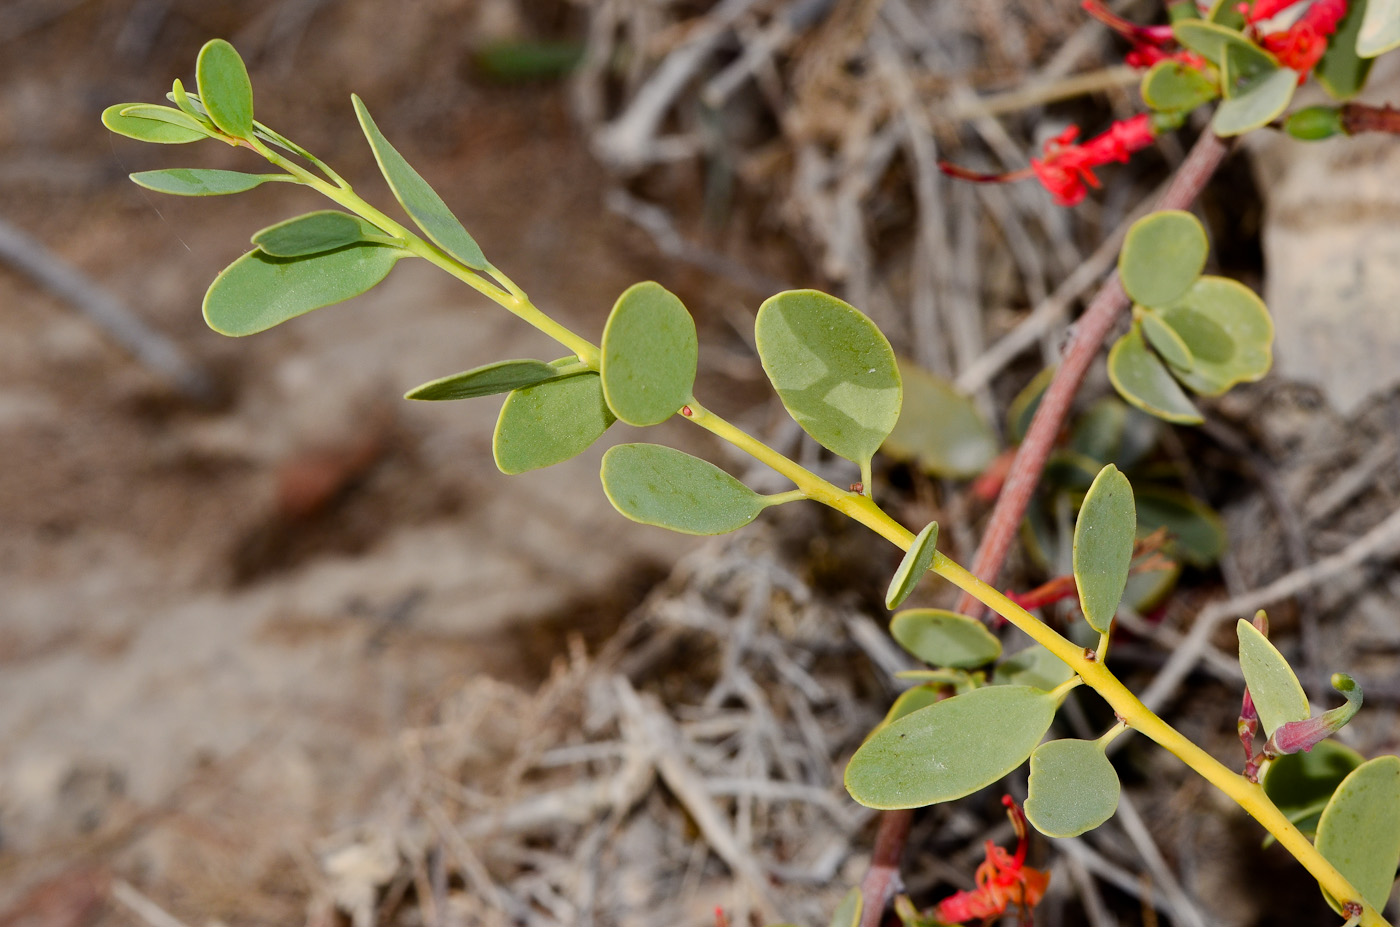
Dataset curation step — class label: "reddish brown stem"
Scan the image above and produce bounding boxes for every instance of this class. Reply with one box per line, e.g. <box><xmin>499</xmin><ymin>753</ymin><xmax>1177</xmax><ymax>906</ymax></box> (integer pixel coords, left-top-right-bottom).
<box><xmin>856</xmin><ymin>809</ymin><xmax>912</xmax><ymax>927</ymax></box>
<box><xmin>1341</xmin><ymin>102</ymin><xmax>1400</xmax><ymax>135</ymax></box>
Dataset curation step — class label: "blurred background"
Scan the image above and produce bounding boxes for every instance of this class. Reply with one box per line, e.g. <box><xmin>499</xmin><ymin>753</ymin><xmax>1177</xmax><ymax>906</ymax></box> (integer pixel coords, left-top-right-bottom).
<box><xmin>3</xmin><ymin>1</ymin><xmax>1400</xmax><ymax>925</ymax></box>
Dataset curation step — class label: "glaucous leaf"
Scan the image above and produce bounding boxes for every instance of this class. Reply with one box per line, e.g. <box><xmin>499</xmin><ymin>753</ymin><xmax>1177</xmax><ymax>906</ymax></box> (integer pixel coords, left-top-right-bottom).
<box><xmin>882</xmin><ymin>361</ymin><xmax>999</xmax><ymax>478</ymax></box>
<box><xmin>1263</xmin><ymin>739</ymin><xmax>1364</xmax><ymax>840</ymax></box>
<box><xmin>493</xmin><ymin>372</ymin><xmax>615</xmax><ymax>474</ymax></box>
<box><xmin>890</xmin><ymin>609</ymin><xmax>1001</xmax><ymax>669</ymax></box>
<box><xmin>202</xmin><ymin>244</ymin><xmax>404</xmax><ymax>336</ymax></box>
<box><xmin>830</xmin><ymin>888</ymin><xmax>863</xmax><ymax>927</ymax></box>
<box><xmin>1025</xmin><ymin>739</ymin><xmax>1121</xmax><ymax>838</ymax></box>
<box><xmin>1007</xmin><ymin>365</ymin><xmax>1055</xmax><ymax>444</ymax></box>
<box><xmin>195</xmin><ymin>39</ymin><xmax>254</xmax><ymax>138</ymax></box>
<box><xmin>1107</xmin><ymin>326</ymin><xmax>1204</xmax><ymax>425</ymax></box>
<box><xmin>845</xmin><ymin>686</ymin><xmax>1059</xmax><ymax>809</ymax></box>
<box><xmin>601</xmin><ymin>444</ymin><xmax>769</xmax><ymax>535</ymax></box>
<box><xmin>252</xmin><ymin>210</ymin><xmax>374</xmax><ymax>257</ymax></box>
<box><xmin>1211</xmin><ymin>67</ymin><xmax>1297</xmax><ymax>135</ymax></box>
<box><xmin>1358</xmin><ymin>0</ymin><xmax>1400</xmax><ymax>55</ymax></box>
<box><xmin>406</xmin><ymin>359</ymin><xmax>560</xmax><ymax>401</ymax></box>
<box><xmin>1315</xmin><ymin>756</ymin><xmax>1400</xmax><ymax>912</ymax></box>
<box><xmin>102</xmin><ymin>103</ymin><xmax>206</xmax><ymax>144</ymax></box>
<box><xmin>352</xmin><ymin>95</ymin><xmax>489</xmax><ymax>271</ymax></box>
<box><xmin>1221</xmin><ymin>41</ymin><xmax>1280</xmax><ymax>99</ymax></box>
<box><xmin>1316</xmin><ymin>0</ymin><xmax>1374</xmax><ymax>98</ymax></box>
<box><xmin>1156</xmin><ymin>276</ymin><xmax>1273</xmax><ymax>396</ymax></box>
<box><xmin>886</xmin><ymin>522</ymin><xmax>939</xmax><ymax>609</ymax></box>
<box><xmin>994</xmin><ymin>644</ymin><xmax>1076</xmax><ymax>690</ymax></box>
<box><xmin>1074</xmin><ymin>464</ymin><xmax>1136</xmax><ymax>634</ymax></box>
<box><xmin>130</xmin><ymin>168</ymin><xmax>274</xmax><ymax>196</ymax></box>
<box><xmin>1237</xmin><ymin>618</ymin><xmax>1309</xmax><ymax>736</ymax></box>
<box><xmin>1172</xmin><ymin>20</ymin><xmax>1258</xmax><ymax>64</ymax></box>
<box><xmin>1119</xmin><ymin>211</ymin><xmax>1209</xmax><ymax>308</ymax></box>
<box><xmin>755</xmin><ymin>290</ymin><xmax>902</xmax><ymax>467</ymax></box>
<box><xmin>1141</xmin><ymin>60</ymin><xmax>1220</xmax><ymax>112</ymax></box>
<box><xmin>116</xmin><ymin>104</ymin><xmax>210</xmax><ymax>135</ymax></box>
<box><xmin>1136</xmin><ymin>486</ymin><xmax>1226</xmax><ymax>566</ymax></box>
<box><xmin>1140</xmin><ymin>308</ymin><xmax>1195</xmax><ymax>371</ymax></box>
<box><xmin>599</xmin><ymin>282</ymin><xmax>697</xmax><ymax>426</ymax></box>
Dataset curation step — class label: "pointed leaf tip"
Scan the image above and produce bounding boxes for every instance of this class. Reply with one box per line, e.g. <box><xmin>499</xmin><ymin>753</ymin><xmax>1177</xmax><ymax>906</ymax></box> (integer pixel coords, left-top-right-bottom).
<box><xmin>1236</xmin><ymin>618</ymin><xmax>1309</xmax><ymax>736</ymax></box>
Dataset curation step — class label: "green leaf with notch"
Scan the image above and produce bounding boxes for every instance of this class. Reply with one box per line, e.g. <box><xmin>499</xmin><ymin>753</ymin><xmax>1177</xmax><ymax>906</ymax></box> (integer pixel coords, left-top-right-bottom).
<box><xmin>882</xmin><ymin>360</ymin><xmax>999</xmax><ymax>478</ymax></box>
<box><xmin>599</xmin><ymin>282</ymin><xmax>698</xmax><ymax>426</ymax></box>
<box><xmin>493</xmin><ymin>372</ymin><xmax>615</xmax><ymax>474</ymax></box>
<box><xmin>1074</xmin><ymin>464</ymin><xmax>1136</xmax><ymax>634</ymax></box>
<box><xmin>203</xmin><ymin>244</ymin><xmax>405</xmax><ymax>337</ymax></box>
<box><xmin>755</xmin><ymin>290</ymin><xmax>902</xmax><ymax>468</ymax></box>
<box><xmin>1173</xmin><ymin>20</ymin><xmax>1258</xmax><ymax>64</ymax></box>
<box><xmin>1317</xmin><ymin>0</ymin><xmax>1374</xmax><ymax>97</ymax></box>
<box><xmin>1156</xmin><ymin>276</ymin><xmax>1273</xmax><ymax>395</ymax></box>
<box><xmin>830</xmin><ymin>888</ymin><xmax>863</xmax><ymax>927</ymax></box>
<box><xmin>195</xmin><ymin>39</ymin><xmax>254</xmax><ymax>138</ymax></box>
<box><xmin>1212</xmin><ymin>67</ymin><xmax>1297</xmax><ymax>135</ymax></box>
<box><xmin>406</xmin><ymin>359</ymin><xmax>561</xmax><ymax>401</ymax></box>
<box><xmin>1237</xmin><ymin>618</ymin><xmax>1309</xmax><ymax>736</ymax></box>
<box><xmin>130</xmin><ymin>168</ymin><xmax>276</xmax><ymax>196</ymax></box>
<box><xmin>1315</xmin><ymin>755</ymin><xmax>1400</xmax><ymax>912</ymax></box>
<box><xmin>1358</xmin><ymin>0</ymin><xmax>1400</xmax><ymax>55</ymax></box>
<box><xmin>1141</xmin><ymin>60</ymin><xmax>1220</xmax><ymax>112</ymax></box>
<box><xmin>845</xmin><ymin>685</ymin><xmax>1059</xmax><ymax>809</ymax></box>
<box><xmin>1140</xmin><ymin>308</ymin><xmax>1195</xmax><ymax>371</ymax></box>
<box><xmin>1025</xmin><ymin>739</ymin><xmax>1121</xmax><ymax>838</ymax></box>
<box><xmin>601</xmin><ymin>444</ymin><xmax>769</xmax><ymax>535</ymax></box>
<box><xmin>886</xmin><ymin>522</ymin><xmax>939</xmax><ymax>609</ymax></box>
<box><xmin>995</xmin><ymin>644</ymin><xmax>1076</xmax><ymax>690</ymax></box>
<box><xmin>1263</xmin><ymin>739</ymin><xmax>1365</xmax><ymax>842</ymax></box>
<box><xmin>1119</xmin><ymin>211</ymin><xmax>1209</xmax><ymax>308</ymax></box>
<box><xmin>102</xmin><ymin>103</ymin><xmax>206</xmax><ymax>144</ymax></box>
<box><xmin>252</xmin><ymin>211</ymin><xmax>375</xmax><ymax>257</ymax></box>
<box><xmin>352</xmin><ymin>95</ymin><xmax>488</xmax><ymax>271</ymax></box>
<box><xmin>1108</xmin><ymin>326</ymin><xmax>1204</xmax><ymax>424</ymax></box>
<box><xmin>890</xmin><ymin>609</ymin><xmax>1001</xmax><ymax>669</ymax></box>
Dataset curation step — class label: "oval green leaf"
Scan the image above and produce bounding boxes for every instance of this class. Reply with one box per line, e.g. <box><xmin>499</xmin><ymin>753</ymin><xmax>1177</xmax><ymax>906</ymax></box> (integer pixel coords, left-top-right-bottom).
<box><xmin>1263</xmin><ymin>739</ymin><xmax>1364</xmax><ymax>840</ymax></box>
<box><xmin>252</xmin><ymin>210</ymin><xmax>374</xmax><ymax>257</ymax></box>
<box><xmin>493</xmin><ymin>372</ymin><xmax>615</xmax><ymax>474</ymax></box>
<box><xmin>890</xmin><ymin>609</ymin><xmax>1001</xmax><ymax>669</ymax></box>
<box><xmin>202</xmin><ymin>244</ymin><xmax>404</xmax><ymax>337</ymax></box>
<box><xmin>599</xmin><ymin>282</ymin><xmax>698</xmax><ymax>426</ymax></box>
<box><xmin>882</xmin><ymin>360</ymin><xmax>998</xmax><ymax>478</ymax></box>
<box><xmin>102</xmin><ymin>103</ymin><xmax>206</xmax><ymax>144</ymax></box>
<box><xmin>600</xmin><ymin>444</ymin><xmax>768</xmax><ymax>535</ymax></box>
<box><xmin>352</xmin><ymin>95</ymin><xmax>488</xmax><ymax>271</ymax></box>
<box><xmin>994</xmin><ymin>644</ymin><xmax>1076</xmax><ymax>690</ymax></box>
<box><xmin>845</xmin><ymin>685</ymin><xmax>1058</xmax><ymax>810</ymax></box>
<box><xmin>1136</xmin><ymin>486</ymin><xmax>1226</xmax><ymax>567</ymax></box>
<box><xmin>1107</xmin><ymin>326</ymin><xmax>1204</xmax><ymax>425</ymax></box>
<box><xmin>830</xmin><ymin>888</ymin><xmax>862</xmax><ymax>927</ymax></box>
<box><xmin>1237</xmin><ymin>618</ymin><xmax>1309</xmax><ymax>736</ymax></box>
<box><xmin>1140</xmin><ymin>307</ymin><xmax>1195</xmax><ymax>371</ymax></box>
<box><xmin>1358</xmin><ymin>0</ymin><xmax>1400</xmax><ymax>55</ymax></box>
<box><xmin>1141</xmin><ymin>60</ymin><xmax>1221</xmax><ymax>112</ymax></box>
<box><xmin>1025</xmin><ymin>739</ymin><xmax>1121</xmax><ymax>838</ymax></box>
<box><xmin>406</xmin><ymin>358</ymin><xmax>560</xmax><ymax>401</ymax></box>
<box><xmin>1316</xmin><ymin>0</ymin><xmax>1374</xmax><ymax>98</ymax></box>
<box><xmin>117</xmin><ymin>104</ymin><xmax>211</xmax><ymax>135</ymax></box>
<box><xmin>755</xmin><ymin>290</ymin><xmax>902</xmax><ymax>468</ymax></box>
<box><xmin>1172</xmin><ymin>20</ymin><xmax>1258</xmax><ymax>64</ymax></box>
<box><xmin>1211</xmin><ymin>67</ymin><xmax>1298</xmax><ymax>135</ymax></box>
<box><xmin>1074</xmin><ymin>464</ymin><xmax>1136</xmax><ymax>634</ymax></box>
<box><xmin>130</xmin><ymin>168</ymin><xmax>274</xmax><ymax>197</ymax></box>
<box><xmin>886</xmin><ymin>521</ymin><xmax>939</xmax><ymax>609</ymax></box>
<box><xmin>1315</xmin><ymin>755</ymin><xmax>1400</xmax><ymax>912</ymax></box>
<box><xmin>195</xmin><ymin>39</ymin><xmax>254</xmax><ymax>138</ymax></box>
<box><xmin>1119</xmin><ymin>210</ymin><xmax>1209</xmax><ymax>308</ymax></box>
<box><xmin>1157</xmin><ymin>276</ymin><xmax>1273</xmax><ymax>396</ymax></box>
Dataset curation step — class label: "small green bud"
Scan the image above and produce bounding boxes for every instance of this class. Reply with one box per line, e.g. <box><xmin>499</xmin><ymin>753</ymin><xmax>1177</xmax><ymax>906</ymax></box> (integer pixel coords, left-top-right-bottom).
<box><xmin>1284</xmin><ymin>106</ymin><xmax>1345</xmax><ymax>141</ymax></box>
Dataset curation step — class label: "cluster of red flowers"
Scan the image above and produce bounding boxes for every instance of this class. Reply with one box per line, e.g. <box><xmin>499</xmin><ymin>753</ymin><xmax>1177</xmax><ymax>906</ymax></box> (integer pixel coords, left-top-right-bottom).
<box><xmin>935</xmin><ymin>797</ymin><xmax>1050</xmax><ymax>925</ymax></box>
<box><xmin>1252</xmin><ymin>0</ymin><xmax>1349</xmax><ymax>73</ymax></box>
<box><xmin>1029</xmin><ymin>114</ymin><xmax>1158</xmax><ymax>206</ymax></box>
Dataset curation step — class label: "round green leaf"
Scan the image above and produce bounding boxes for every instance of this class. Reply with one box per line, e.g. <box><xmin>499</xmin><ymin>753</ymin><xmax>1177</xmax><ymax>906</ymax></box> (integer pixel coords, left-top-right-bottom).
<box><xmin>1263</xmin><ymin>739</ymin><xmax>1365</xmax><ymax>840</ymax></box>
<box><xmin>1317</xmin><ymin>0</ymin><xmax>1374</xmax><ymax>98</ymax></box>
<box><xmin>252</xmin><ymin>211</ymin><xmax>374</xmax><ymax>257</ymax></box>
<box><xmin>1237</xmin><ymin>618</ymin><xmax>1309</xmax><ymax>736</ymax></box>
<box><xmin>1358</xmin><ymin>0</ymin><xmax>1400</xmax><ymax>55</ymax></box>
<box><xmin>1172</xmin><ymin>20</ymin><xmax>1258</xmax><ymax>64</ymax></box>
<box><xmin>1135</xmin><ymin>486</ymin><xmax>1226</xmax><ymax>567</ymax></box>
<box><xmin>1211</xmin><ymin>67</ymin><xmax>1298</xmax><ymax>136</ymax></box>
<box><xmin>1119</xmin><ymin>211</ymin><xmax>1209</xmax><ymax>308</ymax></box>
<box><xmin>890</xmin><ymin>609</ymin><xmax>1001</xmax><ymax>669</ymax></box>
<box><xmin>845</xmin><ymin>685</ymin><xmax>1058</xmax><ymax>810</ymax></box>
<box><xmin>130</xmin><ymin>168</ymin><xmax>275</xmax><ymax>197</ymax></box>
<box><xmin>1025</xmin><ymin>739</ymin><xmax>1121</xmax><ymax>838</ymax></box>
<box><xmin>755</xmin><ymin>290</ymin><xmax>902</xmax><ymax>468</ymax></box>
<box><xmin>493</xmin><ymin>372</ymin><xmax>615</xmax><ymax>474</ymax></box>
<box><xmin>352</xmin><ymin>95</ymin><xmax>488</xmax><ymax>271</ymax></box>
<box><xmin>829</xmin><ymin>888</ymin><xmax>863</xmax><ymax>927</ymax></box>
<box><xmin>882</xmin><ymin>360</ymin><xmax>998</xmax><ymax>478</ymax></box>
<box><xmin>994</xmin><ymin>644</ymin><xmax>1076</xmax><ymax>690</ymax></box>
<box><xmin>406</xmin><ymin>359</ymin><xmax>560</xmax><ymax>401</ymax></box>
<box><xmin>102</xmin><ymin>103</ymin><xmax>206</xmax><ymax>144</ymax></box>
<box><xmin>195</xmin><ymin>39</ymin><xmax>254</xmax><ymax>138</ymax></box>
<box><xmin>1315</xmin><ymin>756</ymin><xmax>1400</xmax><ymax>912</ymax></box>
<box><xmin>1156</xmin><ymin>276</ymin><xmax>1273</xmax><ymax>396</ymax></box>
<box><xmin>202</xmin><ymin>244</ymin><xmax>405</xmax><ymax>337</ymax></box>
<box><xmin>1140</xmin><ymin>307</ymin><xmax>1195</xmax><ymax>371</ymax></box>
<box><xmin>1141</xmin><ymin>60</ymin><xmax>1220</xmax><ymax>112</ymax></box>
<box><xmin>599</xmin><ymin>282</ymin><xmax>698</xmax><ymax>426</ymax></box>
<box><xmin>885</xmin><ymin>522</ymin><xmax>939</xmax><ymax>609</ymax></box>
<box><xmin>1107</xmin><ymin>326</ymin><xmax>1204</xmax><ymax>425</ymax></box>
<box><xmin>600</xmin><ymin>444</ymin><xmax>768</xmax><ymax>535</ymax></box>
<box><xmin>1074</xmin><ymin>464</ymin><xmax>1136</xmax><ymax>634</ymax></box>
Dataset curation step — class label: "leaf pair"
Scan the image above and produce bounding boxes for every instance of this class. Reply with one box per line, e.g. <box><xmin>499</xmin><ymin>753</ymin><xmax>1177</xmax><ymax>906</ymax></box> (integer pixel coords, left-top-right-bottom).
<box><xmin>1109</xmin><ymin>211</ymin><xmax>1272</xmax><ymax>425</ymax></box>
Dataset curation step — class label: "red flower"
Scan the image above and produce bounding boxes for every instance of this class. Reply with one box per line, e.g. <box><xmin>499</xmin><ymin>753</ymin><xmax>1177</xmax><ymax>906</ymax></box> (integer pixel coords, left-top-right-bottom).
<box><xmin>1256</xmin><ymin>0</ymin><xmax>1348</xmax><ymax>73</ymax></box>
<box><xmin>1030</xmin><ymin>114</ymin><xmax>1157</xmax><ymax>206</ymax></box>
<box><xmin>935</xmin><ymin>797</ymin><xmax>1051</xmax><ymax>925</ymax></box>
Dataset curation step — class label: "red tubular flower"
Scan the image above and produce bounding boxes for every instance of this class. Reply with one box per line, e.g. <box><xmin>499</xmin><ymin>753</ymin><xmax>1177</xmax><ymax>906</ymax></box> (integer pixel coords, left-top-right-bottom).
<box><xmin>1031</xmin><ymin>114</ymin><xmax>1157</xmax><ymax>206</ymax></box>
<box><xmin>935</xmin><ymin>797</ymin><xmax>1050</xmax><ymax>926</ymax></box>
<box><xmin>1258</xmin><ymin>0</ymin><xmax>1348</xmax><ymax>73</ymax></box>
